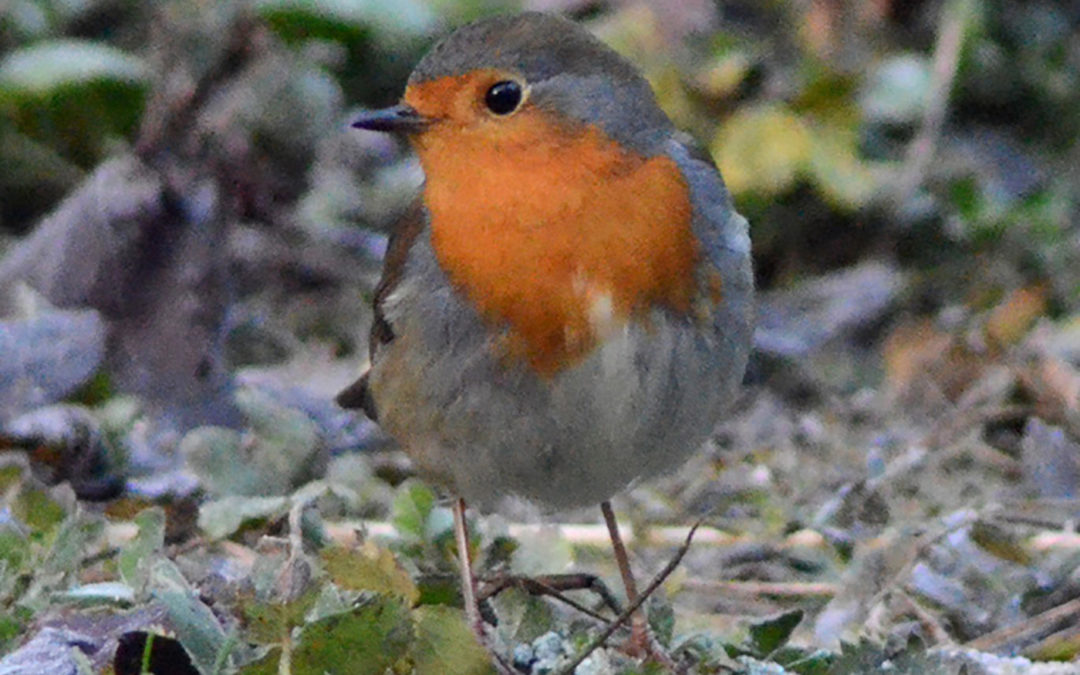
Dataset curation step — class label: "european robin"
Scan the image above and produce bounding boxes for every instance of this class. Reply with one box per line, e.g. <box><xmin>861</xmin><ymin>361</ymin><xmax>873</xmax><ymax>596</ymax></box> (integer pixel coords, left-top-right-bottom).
<box><xmin>338</xmin><ymin>11</ymin><xmax>753</xmax><ymax>664</ymax></box>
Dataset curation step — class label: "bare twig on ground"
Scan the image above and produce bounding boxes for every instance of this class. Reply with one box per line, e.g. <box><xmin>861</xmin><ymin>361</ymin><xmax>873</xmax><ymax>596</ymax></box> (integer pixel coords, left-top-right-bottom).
<box><xmin>965</xmin><ymin>597</ymin><xmax>1080</xmax><ymax>653</ymax></box>
<box><xmin>893</xmin><ymin>589</ymin><xmax>954</xmax><ymax>645</ymax></box>
<box><xmin>681</xmin><ymin>579</ymin><xmax>839</xmax><ymax>599</ymax></box>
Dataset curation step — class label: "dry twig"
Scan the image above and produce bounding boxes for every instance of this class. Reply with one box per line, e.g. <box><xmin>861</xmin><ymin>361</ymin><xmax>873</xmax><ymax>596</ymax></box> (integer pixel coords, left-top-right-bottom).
<box><xmin>556</xmin><ymin>522</ymin><xmax>702</xmax><ymax>675</ymax></box>
<box><xmin>682</xmin><ymin>579</ymin><xmax>839</xmax><ymax>599</ymax></box>
<box><xmin>965</xmin><ymin>597</ymin><xmax>1080</xmax><ymax>653</ymax></box>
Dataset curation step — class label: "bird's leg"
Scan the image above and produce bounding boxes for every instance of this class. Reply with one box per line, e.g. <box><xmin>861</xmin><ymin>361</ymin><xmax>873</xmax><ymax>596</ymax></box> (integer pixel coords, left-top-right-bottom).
<box><xmin>600</xmin><ymin>501</ymin><xmax>646</xmax><ymax>646</ymax></box>
<box><xmin>453</xmin><ymin>497</ymin><xmax>486</xmax><ymax>641</ymax></box>
<box><xmin>600</xmin><ymin>501</ymin><xmax>674</xmax><ymax>667</ymax></box>
<box><xmin>454</xmin><ymin>500</ymin><xmax>520</xmax><ymax>675</ymax></box>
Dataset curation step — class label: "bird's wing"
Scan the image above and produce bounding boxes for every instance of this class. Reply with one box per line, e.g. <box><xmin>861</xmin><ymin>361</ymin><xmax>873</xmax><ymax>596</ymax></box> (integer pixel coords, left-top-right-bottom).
<box><xmin>335</xmin><ymin>196</ymin><xmax>427</xmax><ymax>418</ymax></box>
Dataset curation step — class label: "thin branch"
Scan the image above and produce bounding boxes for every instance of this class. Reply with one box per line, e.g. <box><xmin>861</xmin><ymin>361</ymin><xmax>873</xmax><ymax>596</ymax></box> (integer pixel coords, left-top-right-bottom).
<box><xmin>556</xmin><ymin>522</ymin><xmax>701</xmax><ymax>675</ymax></box>
<box><xmin>479</xmin><ymin>573</ymin><xmax>621</xmax><ymax>622</ymax></box>
<box><xmin>893</xmin><ymin>0</ymin><xmax>975</xmax><ymax>206</ymax></box>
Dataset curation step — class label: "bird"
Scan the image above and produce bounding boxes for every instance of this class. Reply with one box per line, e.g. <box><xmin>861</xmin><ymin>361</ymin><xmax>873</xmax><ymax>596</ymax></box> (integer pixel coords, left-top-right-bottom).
<box><xmin>337</xmin><ymin>10</ymin><xmax>753</xmax><ymax>664</ymax></box>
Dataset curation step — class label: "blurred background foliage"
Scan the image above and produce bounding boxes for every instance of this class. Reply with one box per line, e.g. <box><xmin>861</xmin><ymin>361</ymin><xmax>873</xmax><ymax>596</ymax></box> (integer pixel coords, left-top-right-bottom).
<box><xmin>2</xmin><ymin>0</ymin><xmax>1080</xmax><ymax>672</ymax></box>
<box><xmin>1</xmin><ymin>0</ymin><xmax>1077</xmax><ymax>313</ymax></box>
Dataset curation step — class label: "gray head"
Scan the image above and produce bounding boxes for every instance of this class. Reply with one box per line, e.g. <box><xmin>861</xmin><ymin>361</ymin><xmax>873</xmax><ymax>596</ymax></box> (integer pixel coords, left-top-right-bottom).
<box><xmin>355</xmin><ymin>12</ymin><xmax>675</xmax><ymax>154</ymax></box>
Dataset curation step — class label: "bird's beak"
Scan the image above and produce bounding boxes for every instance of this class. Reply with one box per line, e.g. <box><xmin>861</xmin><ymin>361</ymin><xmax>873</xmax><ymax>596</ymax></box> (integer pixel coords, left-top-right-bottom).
<box><xmin>351</xmin><ymin>104</ymin><xmax>430</xmax><ymax>134</ymax></box>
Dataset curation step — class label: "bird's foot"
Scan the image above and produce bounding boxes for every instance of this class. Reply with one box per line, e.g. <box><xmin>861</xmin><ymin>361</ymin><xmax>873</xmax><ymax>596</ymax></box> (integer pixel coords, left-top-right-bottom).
<box><xmin>624</xmin><ymin>614</ymin><xmax>678</xmax><ymax>670</ymax></box>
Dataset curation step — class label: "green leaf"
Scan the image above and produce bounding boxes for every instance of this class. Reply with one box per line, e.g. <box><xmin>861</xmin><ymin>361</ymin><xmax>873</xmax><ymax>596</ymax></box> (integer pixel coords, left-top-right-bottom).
<box><xmin>13</xmin><ymin>486</ymin><xmax>68</xmax><ymax>534</ymax></box>
<box><xmin>293</xmin><ymin>597</ymin><xmax>414</xmax><ymax>675</ymax></box>
<box><xmin>713</xmin><ymin>104</ymin><xmax>811</xmax><ymax>197</ymax></box>
<box><xmin>0</xmin><ymin>464</ymin><xmax>26</xmax><ymax>493</ymax></box>
<box><xmin>391</xmin><ymin>480</ymin><xmax>436</xmax><ymax>544</ymax></box>
<box><xmin>0</xmin><ymin>611</ymin><xmax>25</xmax><ymax>654</ymax></box>
<box><xmin>0</xmin><ymin>40</ymin><xmax>148</xmax><ymax>166</ymax></box>
<box><xmin>0</xmin><ymin>529</ymin><xmax>29</xmax><ymax>571</ymax></box>
<box><xmin>647</xmin><ymin>595</ymin><xmax>676</xmax><ymax>648</ymax></box>
<box><xmin>969</xmin><ymin>519</ymin><xmax>1033</xmax><ymax>566</ymax></box>
<box><xmin>806</xmin><ymin>125</ymin><xmax>879</xmax><ymax>210</ymax></box>
<box><xmin>242</xmin><ymin>590</ymin><xmax>320</xmax><ymax>645</ymax></box>
<box><xmin>0</xmin><ymin>124</ymin><xmax>83</xmax><ymax>195</ymax></box>
<box><xmin>415</xmin><ymin>574</ymin><xmax>462</xmax><ymax>608</ymax></box>
<box><xmin>747</xmin><ymin>609</ymin><xmax>804</xmax><ymax>657</ymax></box>
<box><xmin>321</xmin><ymin>543</ymin><xmax>419</xmax><ymax>605</ymax></box>
<box><xmin>409</xmin><ymin>605</ymin><xmax>494</xmax><ymax>675</ymax></box>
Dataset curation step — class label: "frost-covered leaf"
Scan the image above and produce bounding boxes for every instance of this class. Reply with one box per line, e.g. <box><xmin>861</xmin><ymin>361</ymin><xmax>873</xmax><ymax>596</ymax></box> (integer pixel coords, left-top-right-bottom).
<box><xmin>156</xmin><ymin>589</ymin><xmax>229</xmax><ymax>674</ymax></box>
<box><xmin>147</xmin><ymin>555</ymin><xmax>197</xmax><ymax>596</ymax></box>
<box><xmin>198</xmin><ymin>495</ymin><xmax>289</xmax><ymax>540</ymax></box>
<box><xmin>0</xmin><ymin>40</ymin><xmax>147</xmax><ymax>95</ymax></box>
<box><xmin>773</xmin><ymin>646</ymin><xmax>833</xmax><ymax>674</ymax></box>
<box><xmin>491</xmin><ymin>588</ymin><xmax>554</xmax><ymax>646</ymax></box>
<box><xmin>235</xmin><ymin>387</ymin><xmax>319</xmax><ymax>457</ymax></box>
<box><xmin>648</xmin><ymin>594</ymin><xmax>676</xmax><ymax>648</ymax></box>
<box><xmin>510</xmin><ymin>526</ymin><xmax>573</xmax><ymax>577</ymax></box>
<box><xmin>119</xmin><ymin>507</ymin><xmax>165</xmax><ymax>593</ymax></box>
<box><xmin>860</xmin><ymin>54</ymin><xmax>931</xmax><ymax>125</ymax></box>
<box><xmin>41</xmin><ymin>511</ymin><xmax>103</xmax><ymax>576</ymax></box>
<box><xmin>54</xmin><ymin>581</ymin><xmax>135</xmax><ymax>606</ymax></box>
<box><xmin>180</xmin><ymin>427</ymin><xmax>249</xmax><ymax>494</ymax></box>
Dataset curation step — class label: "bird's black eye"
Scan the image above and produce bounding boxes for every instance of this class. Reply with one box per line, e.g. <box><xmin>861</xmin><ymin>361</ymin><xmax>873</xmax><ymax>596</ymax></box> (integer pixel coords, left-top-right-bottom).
<box><xmin>484</xmin><ymin>80</ymin><xmax>523</xmax><ymax>115</ymax></box>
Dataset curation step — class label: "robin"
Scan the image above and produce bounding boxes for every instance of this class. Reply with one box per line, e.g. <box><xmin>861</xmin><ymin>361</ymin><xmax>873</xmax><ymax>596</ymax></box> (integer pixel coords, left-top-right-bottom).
<box><xmin>338</xmin><ymin>10</ymin><xmax>753</xmax><ymax>665</ymax></box>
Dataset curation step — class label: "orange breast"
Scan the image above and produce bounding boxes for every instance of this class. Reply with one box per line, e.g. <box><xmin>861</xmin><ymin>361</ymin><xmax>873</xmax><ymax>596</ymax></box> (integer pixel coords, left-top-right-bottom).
<box><xmin>406</xmin><ymin>80</ymin><xmax>699</xmax><ymax>375</ymax></box>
